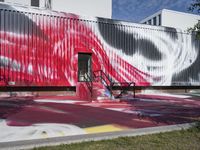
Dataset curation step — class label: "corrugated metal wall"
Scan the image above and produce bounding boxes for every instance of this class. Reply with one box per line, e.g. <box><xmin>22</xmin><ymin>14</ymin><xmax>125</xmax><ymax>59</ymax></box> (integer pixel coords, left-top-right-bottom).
<box><xmin>0</xmin><ymin>4</ymin><xmax>199</xmax><ymax>87</ymax></box>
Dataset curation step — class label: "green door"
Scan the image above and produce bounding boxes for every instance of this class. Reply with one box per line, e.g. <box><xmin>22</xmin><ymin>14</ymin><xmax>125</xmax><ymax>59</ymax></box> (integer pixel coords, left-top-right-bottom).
<box><xmin>78</xmin><ymin>53</ymin><xmax>92</xmax><ymax>81</ymax></box>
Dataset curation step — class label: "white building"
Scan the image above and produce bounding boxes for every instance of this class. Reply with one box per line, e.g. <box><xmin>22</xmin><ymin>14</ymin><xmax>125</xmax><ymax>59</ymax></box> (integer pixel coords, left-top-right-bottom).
<box><xmin>140</xmin><ymin>9</ymin><xmax>200</xmax><ymax>31</ymax></box>
<box><xmin>0</xmin><ymin>0</ymin><xmax>112</xmax><ymax>18</ymax></box>
<box><xmin>0</xmin><ymin>0</ymin><xmax>48</xmax><ymax>8</ymax></box>
<box><xmin>51</xmin><ymin>0</ymin><xmax>111</xmax><ymax>18</ymax></box>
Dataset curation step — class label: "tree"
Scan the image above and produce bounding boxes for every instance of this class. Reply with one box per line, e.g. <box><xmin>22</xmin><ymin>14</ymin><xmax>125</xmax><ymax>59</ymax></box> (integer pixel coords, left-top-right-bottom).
<box><xmin>188</xmin><ymin>0</ymin><xmax>200</xmax><ymax>39</ymax></box>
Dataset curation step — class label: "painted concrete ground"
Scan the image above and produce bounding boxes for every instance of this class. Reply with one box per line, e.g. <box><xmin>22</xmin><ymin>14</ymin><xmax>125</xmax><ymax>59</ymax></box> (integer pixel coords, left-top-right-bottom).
<box><xmin>0</xmin><ymin>93</ymin><xmax>200</xmax><ymax>142</ymax></box>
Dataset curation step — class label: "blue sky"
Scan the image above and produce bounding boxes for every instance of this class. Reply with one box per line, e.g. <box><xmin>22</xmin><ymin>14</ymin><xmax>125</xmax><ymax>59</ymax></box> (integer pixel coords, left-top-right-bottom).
<box><xmin>112</xmin><ymin>0</ymin><xmax>199</xmax><ymax>22</ymax></box>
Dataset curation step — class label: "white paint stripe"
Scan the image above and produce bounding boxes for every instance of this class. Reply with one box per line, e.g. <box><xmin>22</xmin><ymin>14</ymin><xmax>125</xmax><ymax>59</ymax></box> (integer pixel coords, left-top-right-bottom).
<box><xmin>0</xmin><ymin>120</ymin><xmax>86</xmax><ymax>143</ymax></box>
<box><xmin>34</xmin><ymin>99</ymin><xmax>85</xmax><ymax>104</ymax></box>
<box><xmin>141</xmin><ymin>93</ymin><xmax>191</xmax><ymax>98</ymax></box>
<box><xmin>106</xmin><ymin>108</ymin><xmax>125</xmax><ymax>112</ymax></box>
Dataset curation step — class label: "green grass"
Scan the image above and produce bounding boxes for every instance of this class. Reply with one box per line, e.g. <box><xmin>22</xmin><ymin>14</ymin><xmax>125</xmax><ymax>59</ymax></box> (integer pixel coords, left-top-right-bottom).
<box><xmin>34</xmin><ymin>124</ymin><xmax>200</xmax><ymax>150</ymax></box>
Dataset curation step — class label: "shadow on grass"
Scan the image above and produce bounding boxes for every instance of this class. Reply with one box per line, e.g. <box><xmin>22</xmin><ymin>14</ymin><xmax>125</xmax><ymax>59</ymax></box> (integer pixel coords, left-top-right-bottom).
<box><xmin>192</xmin><ymin>121</ymin><xmax>200</xmax><ymax>131</ymax></box>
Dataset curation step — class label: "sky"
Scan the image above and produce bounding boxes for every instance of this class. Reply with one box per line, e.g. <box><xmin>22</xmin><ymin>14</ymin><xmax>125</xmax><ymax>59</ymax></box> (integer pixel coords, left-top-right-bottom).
<box><xmin>112</xmin><ymin>0</ymin><xmax>199</xmax><ymax>22</ymax></box>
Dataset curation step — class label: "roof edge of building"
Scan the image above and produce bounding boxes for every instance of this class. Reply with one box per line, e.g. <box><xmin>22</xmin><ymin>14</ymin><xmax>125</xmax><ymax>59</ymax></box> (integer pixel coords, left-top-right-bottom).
<box><xmin>139</xmin><ymin>8</ymin><xmax>200</xmax><ymax>23</ymax></box>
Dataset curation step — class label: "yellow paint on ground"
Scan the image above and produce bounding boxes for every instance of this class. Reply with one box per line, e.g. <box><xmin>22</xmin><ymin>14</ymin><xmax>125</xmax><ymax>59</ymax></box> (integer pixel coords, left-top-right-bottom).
<box><xmin>84</xmin><ymin>124</ymin><xmax>129</xmax><ymax>134</ymax></box>
<box><xmin>41</xmin><ymin>131</ymin><xmax>65</xmax><ymax>138</ymax></box>
<box><xmin>59</xmin><ymin>131</ymin><xmax>65</xmax><ymax>136</ymax></box>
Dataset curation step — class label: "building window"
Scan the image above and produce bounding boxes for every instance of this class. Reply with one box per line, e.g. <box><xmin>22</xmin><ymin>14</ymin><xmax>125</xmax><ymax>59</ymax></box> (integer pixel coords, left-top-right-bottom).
<box><xmin>148</xmin><ymin>19</ymin><xmax>151</xmax><ymax>25</ymax></box>
<box><xmin>31</xmin><ymin>0</ymin><xmax>39</xmax><ymax>7</ymax></box>
<box><xmin>153</xmin><ymin>17</ymin><xmax>156</xmax><ymax>25</ymax></box>
<box><xmin>45</xmin><ymin>0</ymin><xmax>51</xmax><ymax>9</ymax></box>
<box><xmin>158</xmin><ymin>14</ymin><xmax>161</xmax><ymax>26</ymax></box>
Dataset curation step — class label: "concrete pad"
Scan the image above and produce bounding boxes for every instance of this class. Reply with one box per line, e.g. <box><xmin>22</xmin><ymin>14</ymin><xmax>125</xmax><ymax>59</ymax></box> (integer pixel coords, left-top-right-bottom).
<box><xmin>0</xmin><ymin>122</ymin><xmax>196</xmax><ymax>150</ymax></box>
<box><xmin>0</xmin><ymin>93</ymin><xmax>200</xmax><ymax>148</ymax></box>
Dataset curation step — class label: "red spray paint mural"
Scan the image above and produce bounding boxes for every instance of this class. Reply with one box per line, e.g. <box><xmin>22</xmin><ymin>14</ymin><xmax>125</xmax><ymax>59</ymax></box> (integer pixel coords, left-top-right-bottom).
<box><xmin>0</xmin><ymin>4</ymin><xmax>199</xmax><ymax>87</ymax></box>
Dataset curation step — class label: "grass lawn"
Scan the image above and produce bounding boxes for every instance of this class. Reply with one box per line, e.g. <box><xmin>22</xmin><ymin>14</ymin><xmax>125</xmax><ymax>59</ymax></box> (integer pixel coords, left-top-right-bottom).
<box><xmin>34</xmin><ymin>124</ymin><xmax>200</xmax><ymax>150</ymax></box>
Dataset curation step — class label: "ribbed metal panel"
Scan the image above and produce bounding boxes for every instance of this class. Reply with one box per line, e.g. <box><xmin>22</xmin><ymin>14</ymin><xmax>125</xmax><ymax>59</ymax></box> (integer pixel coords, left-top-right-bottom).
<box><xmin>0</xmin><ymin>4</ymin><xmax>199</xmax><ymax>87</ymax></box>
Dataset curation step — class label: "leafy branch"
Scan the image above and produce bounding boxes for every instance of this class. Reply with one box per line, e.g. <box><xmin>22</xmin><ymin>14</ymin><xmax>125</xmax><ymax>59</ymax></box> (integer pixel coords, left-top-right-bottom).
<box><xmin>188</xmin><ymin>0</ymin><xmax>200</xmax><ymax>13</ymax></box>
<box><xmin>188</xmin><ymin>0</ymin><xmax>200</xmax><ymax>39</ymax></box>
